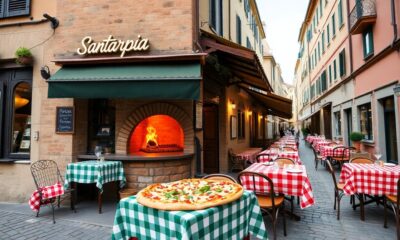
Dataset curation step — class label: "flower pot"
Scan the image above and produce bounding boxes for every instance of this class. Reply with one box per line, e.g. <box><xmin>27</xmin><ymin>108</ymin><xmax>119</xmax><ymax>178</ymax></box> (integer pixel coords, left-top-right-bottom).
<box><xmin>352</xmin><ymin>141</ymin><xmax>361</xmax><ymax>153</ymax></box>
<box><xmin>16</xmin><ymin>56</ymin><xmax>33</xmax><ymax>65</ymax></box>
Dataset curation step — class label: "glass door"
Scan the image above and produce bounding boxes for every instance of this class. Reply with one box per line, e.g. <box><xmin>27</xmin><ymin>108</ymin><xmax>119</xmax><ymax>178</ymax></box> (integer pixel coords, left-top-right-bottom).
<box><xmin>383</xmin><ymin>97</ymin><xmax>398</xmax><ymax>163</ymax></box>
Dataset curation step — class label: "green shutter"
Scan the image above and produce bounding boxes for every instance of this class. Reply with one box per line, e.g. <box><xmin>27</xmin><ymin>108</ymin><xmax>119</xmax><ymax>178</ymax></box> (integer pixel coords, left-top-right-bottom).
<box><xmin>327</xmin><ymin>24</ymin><xmax>330</xmax><ymax>44</ymax></box>
<box><xmin>332</xmin><ymin>14</ymin><xmax>336</xmax><ymax>36</ymax></box>
<box><xmin>333</xmin><ymin>59</ymin><xmax>337</xmax><ymax>80</ymax></box>
<box><xmin>329</xmin><ymin>65</ymin><xmax>332</xmax><ymax>84</ymax></box>
<box><xmin>338</xmin><ymin>0</ymin><xmax>343</xmax><ymax>26</ymax></box>
<box><xmin>339</xmin><ymin>49</ymin><xmax>346</xmax><ymax>76</ymax></box>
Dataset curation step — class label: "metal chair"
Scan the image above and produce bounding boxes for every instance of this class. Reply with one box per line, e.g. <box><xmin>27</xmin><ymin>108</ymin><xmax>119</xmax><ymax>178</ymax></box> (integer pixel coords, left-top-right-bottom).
<box><xmin>238</xmin><ymin>171</ymin><xmax>286</xmax><ymax>240</ymax></box>
<box><xmin>202</xmin><ymin>174</ymin><xmax>237</xmax><ymax>183</ymax></box>
<box><xmin>326</xmin><ymin>159</ymin><xmax>346</xmax><ymax>220</ymax></box>
<box><xmin>384</xmin><ymin>179</ymin><xmax>400</xmax><ymax>240</ymax></box>
<box><xmin>312</xmin><ymin>147</ymin><xmax>324</xmax><ymax>170</ymax></box>
<box><xmin>274</xmin><ymin>157</ymin><xmax>295</xmax><ymax>168</ymax></box>
<box><xmin>30</xmin><ymin>160</ymin><xmax>75</xmax><ymax>223</ymax></box>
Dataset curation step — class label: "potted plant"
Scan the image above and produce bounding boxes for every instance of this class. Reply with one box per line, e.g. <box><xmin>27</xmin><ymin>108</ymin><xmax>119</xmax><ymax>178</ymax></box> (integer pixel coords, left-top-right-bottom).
<box><xmin>350</xmin><ymin>131</ymin><xmax>364</xmax><ymax>152</ymax></box>
<box><xmin>15</xmin><ymin>47</ymin><xmax>33</xmax><ymax>65</ymax></box>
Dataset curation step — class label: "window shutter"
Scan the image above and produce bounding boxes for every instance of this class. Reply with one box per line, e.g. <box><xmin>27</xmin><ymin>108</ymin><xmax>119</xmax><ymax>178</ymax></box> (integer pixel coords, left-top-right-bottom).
<box><xmin>0</xmin><ymin>0</ymin><xmax>4</xmax><ymax>18</ymax></box>
<box><xmin>5</xmin><ymin>0</ymin><xmax>30</xmax><ymax>17</ymax></box>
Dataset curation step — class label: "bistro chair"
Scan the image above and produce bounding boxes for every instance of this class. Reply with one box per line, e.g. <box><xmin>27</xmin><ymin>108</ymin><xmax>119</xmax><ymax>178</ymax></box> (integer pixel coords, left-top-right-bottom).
<box><xmin>312</xmin><ymin>147</ymin><xmax>324</xmax><ymax>170</ymax></box>
<box><xmin>238</xmin><ymin>171</ymin><xmax>286</xmax><ymax>240</ymax></box>
<box><xmin>349</xmin><ymin>157</ymin><xmax>374</xmax><ymax>164</ymax></box>
<box><xmin>274</xmin><ymin>157</ymin><xmax>295</xmax><ymax>168</ymax></box>
<box><xmin>326</xmin><ymin>159</ymin><xmax>347</xmax><ymax>220</ymax></box>
<box><xmin>332</xmin><ymin>146</ymin><xmax>354</xmax><ymax>168</ymax></box>
<box><xmin>30</xmin><ymin>160</ymin><xmax>75</xmax><ymax>223</ymax></box>
<box><xmin>256</xmin><ymin>154</ymin><xmax>272</xmax><ymax>163</ymax></box>
<box><xmin>228</xmin><ymin>148</ymin><xmax>245</xmax><ymax>172</ymax></box>
<box><xmin>202</xmin><ymin>174</ymin><xmax>237</xmax><ymax>183</ymax></box>
<box><xmin>283</xmin><ymin>146</ymin><xmax>296</xmax><ymax>152</ymax></box>
<box><xmin>384</xmin><ymin>179</ymin><xmax>400</xmax><ymax>240</ymax></box>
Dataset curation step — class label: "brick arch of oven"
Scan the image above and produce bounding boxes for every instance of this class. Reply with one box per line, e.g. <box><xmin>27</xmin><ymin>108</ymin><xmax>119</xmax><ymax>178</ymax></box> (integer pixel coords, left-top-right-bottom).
<box><xmin>116</xmin><ymin>102</ymin><xmax>194</xmax><ymax>154</ymax></box>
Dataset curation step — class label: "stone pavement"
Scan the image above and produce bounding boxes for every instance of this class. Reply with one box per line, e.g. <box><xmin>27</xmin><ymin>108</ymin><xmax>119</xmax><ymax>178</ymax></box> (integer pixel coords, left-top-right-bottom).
<box><xmin>260</xmin><ymin>139</ymin><xmax>397</xmax><ymax>240</ymax></box>
<box><xmin>0</xmin><ymin>139</ymin><xmax>397</xmax><ymax>240</ymax></box>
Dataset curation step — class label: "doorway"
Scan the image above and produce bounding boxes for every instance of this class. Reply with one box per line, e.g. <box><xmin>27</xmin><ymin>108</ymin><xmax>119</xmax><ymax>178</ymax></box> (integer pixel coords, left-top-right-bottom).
<box><xmin>382</xmin><ymin>97</ymin><xmax>398</xmax><ymax>163</ymax></box>
<box><xmin>203</xmin><ymin>103</ymin><xmax>219</xmax><ymax>173</ymax></box>
<box><xmin>344</xmin><ymin>108</ymin><xmax>352</xmax><ymax>146</ymax></box>
<box><xmin>323</xmin><ymin>106</ymin><xmax>332</xmax><ymax>139</ymax></box>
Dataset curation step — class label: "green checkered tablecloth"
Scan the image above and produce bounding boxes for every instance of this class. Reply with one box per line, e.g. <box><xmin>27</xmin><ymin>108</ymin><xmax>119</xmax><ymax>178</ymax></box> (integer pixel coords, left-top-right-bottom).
<box><xmin>64</xmin><ymin>160</ymin><xmax>126</xmax><ymax>192</ymax></box>
<box><xmin>112</xmin><ymin>190</ymin><xmax>268</xmax><ymax>240</ymax></box>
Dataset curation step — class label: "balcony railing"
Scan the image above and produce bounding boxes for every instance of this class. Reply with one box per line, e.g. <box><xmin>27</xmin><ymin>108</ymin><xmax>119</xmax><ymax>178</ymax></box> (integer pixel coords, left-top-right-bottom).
<box><xmin>350</xmin><ymin>0</ymin><xmax>377</xmax><ymax>34</ymax></box>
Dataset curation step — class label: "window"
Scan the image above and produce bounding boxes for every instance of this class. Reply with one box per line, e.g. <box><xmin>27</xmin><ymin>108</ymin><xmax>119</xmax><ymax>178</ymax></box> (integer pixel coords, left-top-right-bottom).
<box><xmin>244</xmin><ymin>0</ymin><xmax>250</xmax><ymax>18</ymax></box>
<box><xmin>322</xmin><ymin>31</ymin><xmax>325</xmax><ymax>53</ymax></box>
<box><xmin>210</xmin><ymin>0</ymin><xmax>223</xmax><ymax>35</ymax></box>
<box><xmin>362</xmin><ymin>27</ymin><xmax>374</xmax><ymax>58</ymax></box>
<box><xmin>327</xmin><ymin>24</ymin><xmax>330</xmax><ymax>45</ymax></box>
<box><xmin>334</xmin><ymin>111</ymin><xmax>342</xmax><ymax>136</ymax></box>
<box><xmin>246</xmin><ymin>37</ymin><xmax>252</xmax><ymax>49</ymax></box>
<box><xmin>359</xmin><ymin>103</ymin><xmax>373</xmax><ymax>140</ymax></box>
<box><xmin>339</xmin><ymin>49</ymin><xmax>346</xmax><ymax>77</ymax></box>
<box><xmin>333</xmin><ymin>59</ymin><xmax>337</xmax><ymax>80</ymax></box>
<box><xmin>320</xmin><ymin>0</ymin><xmax>323</xmax><ymax>17</ymax></box>
<box><xmin>318</xmin><ymin>42</ymin><xmax>321</xmax><ymax>61</ymax></box>
<box><xmin>338</xmin><ymin>0</ymin><xmax>343</xmax><ymax>27</ymax></box>
<box><xmin>236</xmin><ymin>15</ymin><xmax>242</xmax><ymax>45</ymax></box>
<box><xmin>321</xmin><ymin>70</ymin><xmax>327</xmax><ymax>91</ymax></box>
<box><xmin>0</xmin><ymin>0</ymin><xmax>30</xmax><ymax>18</ymax></box>
<box><xmin>237</xmin><ymin>110</ymin><xmax>245</xmax><ymax>139</ymax></box>
<box><xmin>329</xmin><ymin>64</ymin><xmax>332</xmax><ymax>84</ymax></box>
<box><xmin>310</xmin><ymin>84</ymin><xmax>315</xmax><ymax>99</ymax></box>
<box><xmin>332</xmin><ymin>13</ymin><xmax>336</xmax><ymax>37</ymax></box>
<box><xmin>0</xmin><ymin>68</ymin><xmax>32</xmax><ymax>160</ymax></box>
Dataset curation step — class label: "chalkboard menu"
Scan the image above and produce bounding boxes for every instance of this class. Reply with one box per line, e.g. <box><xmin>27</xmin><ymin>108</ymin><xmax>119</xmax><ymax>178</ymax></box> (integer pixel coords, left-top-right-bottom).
<box><xmin>56</xmin><ymin>107</ymin><xmax>74</xmax><ymax>133</ymax></box>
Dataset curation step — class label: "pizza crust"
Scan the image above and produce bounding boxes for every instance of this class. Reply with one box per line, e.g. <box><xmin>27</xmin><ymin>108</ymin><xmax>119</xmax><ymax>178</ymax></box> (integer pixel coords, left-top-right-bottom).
<box><xmin>136</xmin><ymin>179</ymin><xmax>244</xmax><ymax>211</ymax></box>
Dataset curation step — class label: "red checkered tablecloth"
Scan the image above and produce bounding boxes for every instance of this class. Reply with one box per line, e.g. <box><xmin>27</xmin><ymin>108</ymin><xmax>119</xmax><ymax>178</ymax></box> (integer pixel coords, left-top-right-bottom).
<box><xmin>257</xmin><ymin>150</ymin><xmax>301</xmax><ymax>165</ymax></box>
<box><xmin>339</xmin><ymin>163</ymin><xmax>400</xmax><ymax>196</ymax></box>
<box><xmin>312</xmin><ymin>140</ymin><xmax>331</xmax><ymax>152</ymax></box>
<box><xmin>306</xmin><ymin>136</ymin><xmax>319</xmax><ymax>143</ymax></box>
<box><xmin>241</xmin><ymin>163</ymin><xmax>314</xmax><ymax>208</ymax></box>
<box><xmin>319</xmin><ymin>145</ymin><xmax>349</xmax><ymax>160</ymax></box>
<box><xmin>29</xmin><ymin>182</ymin><xmax>64</xmax><ymax>212</ymax></box>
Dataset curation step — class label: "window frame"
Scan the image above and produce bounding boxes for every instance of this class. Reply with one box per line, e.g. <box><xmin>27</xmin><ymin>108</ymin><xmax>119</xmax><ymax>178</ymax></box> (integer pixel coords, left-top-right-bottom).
<box><xmin>359</xmin><ymin>103</ymin><xmax>373</xmax><ymax>141</ymax></box>
<box><xmin>362</xmin><ymin>26</ymin><xmax>374</xmax><ymax>59</ymax></box>
<box><xmin>209</xmin><ymin>0</ymin><xmax>223</xmax><ymax>36</ymax></box>
<box><xmin>0</xmin><ymin>0</ymin><xmax>31</xmax><ymax>19</ymax></box>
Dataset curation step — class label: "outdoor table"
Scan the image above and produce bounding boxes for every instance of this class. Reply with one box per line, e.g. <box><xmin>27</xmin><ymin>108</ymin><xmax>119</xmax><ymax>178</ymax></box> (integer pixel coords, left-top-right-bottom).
<box><xmin>236</xmin><ymin>148</ymin><xmax>262</xmax><ymax>163</ymax></box>
<box><xmin>257</xmin><ymin>149</ymin><xmax>301</xmax><ymax>164</ymax></box>
<box><xmin>319</xmin><ymin>145</ymin><xmax>348</xmax><ymax>160</ymax></box>
<box><xmin>312</xmin><ymin>140</ymin><xmax>331</xmax><ymax>152</ymax></box>
<box><xmin>339</xmin><ymin>163</ymin><xmax>400</xmax><ymax>220</ymax></box>
<box><xmin>242</xmin><ymin>163</ymin><xmax>314</xmax><ymax>210</ymax></box>
<box><xmin>64</xmin><ymin>160</ymin><xmax>126</xmax><ymax>213</ymax></box>
<box><xmin>111</xmin><ymin>191</ymin><xmax>268</xmax><ymax>240</ymax></box>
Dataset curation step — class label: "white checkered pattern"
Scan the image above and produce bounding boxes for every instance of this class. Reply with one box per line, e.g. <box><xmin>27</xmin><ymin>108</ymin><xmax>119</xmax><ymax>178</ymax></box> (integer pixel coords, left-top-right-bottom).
<box><xmin>319</xmin><ymin>145</ymin><xmax>349</xmax><ymax>160</ymax></box>
<box><xmin>241</xmin><ymin>163</ymin><xmax>315</xmax><ymax>209</ymax></box>
<box><xmin>339</xmin><ymin>163</ymin><xmax>400</xmax><ymax>196</ymax></box>
<box><xmin>29</xmin><ymin>182</ymin><xmax>64</xmax><ymax>212</ymax></box>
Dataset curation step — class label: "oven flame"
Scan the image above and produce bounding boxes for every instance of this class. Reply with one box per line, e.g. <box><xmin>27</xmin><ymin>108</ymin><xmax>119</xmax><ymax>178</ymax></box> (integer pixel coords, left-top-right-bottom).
<box><xmin>145</xmin><ymin>126</ymin><xmax>158</xmax><ymax>147</ymax></box>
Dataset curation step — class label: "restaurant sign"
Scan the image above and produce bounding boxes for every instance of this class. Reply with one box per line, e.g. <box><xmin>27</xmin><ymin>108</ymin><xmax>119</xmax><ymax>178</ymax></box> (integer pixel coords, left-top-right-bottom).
<box><xmin>77</xmin><ymin>35</ymin><xmax>150</xmax><ymax>57</ymax></box>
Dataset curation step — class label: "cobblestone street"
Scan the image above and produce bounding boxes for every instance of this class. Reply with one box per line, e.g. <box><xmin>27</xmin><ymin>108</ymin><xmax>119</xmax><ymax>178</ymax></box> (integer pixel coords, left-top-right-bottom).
<box><xmin>0</xmin><ymin>139</ymin><xmax>397</xmax><ymax>240</ymax></box>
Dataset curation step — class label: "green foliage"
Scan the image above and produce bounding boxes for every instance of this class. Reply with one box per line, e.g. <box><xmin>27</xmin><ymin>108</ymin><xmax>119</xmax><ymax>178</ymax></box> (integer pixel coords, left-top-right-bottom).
<box><xmin>350</xmin><ymin>131</ymin><xmax>364</xmax><ymax>141</ymax></box>
<box><xmin>301</xmin><ymin>127</ymin><xmax>310</xmax><ymax>136</ymax></box>
<box><xmin>15</xmin><ymin>47</ymin><xmax>32</xmax><ymax>58</ymax></box>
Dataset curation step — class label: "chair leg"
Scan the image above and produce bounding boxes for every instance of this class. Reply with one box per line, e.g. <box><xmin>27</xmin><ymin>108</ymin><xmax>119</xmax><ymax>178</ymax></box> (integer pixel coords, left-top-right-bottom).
<box><xmin>291</xmin><ymin>196</ymin><xmax>294</xmax><ymax>215</ymax></box>
<box><xmin>52</xmin><ymin>203</ymin><xmax>56</xmax><ymax>224</ymax></box>
<box><xmin>315</xmin><ymin>159</ymin><xmax>318</xmax><ymax>170</ymax></box>
<box><xmin>57</xmin><ymin>196</ymin><xmax>60</xmax><ymax>208</ymax></box>
<box><xmin>334</xmin><ymin>192</ymin><xmax>337</xmax><ymax>210</ymax></box>
<box><xmin>282</xmin><ymin>203</ymin><xmax>287</xmax><ymax>237</ymax></box>
<box><xmin>337</xmin><ymin>195</ymin><xmax>341</xmax><ymax>220</ymax></box>
<box><xmin>36</xmin><ymin>208</ymin><xmax>40</xmax><ymax>217</ymax></box>
<box><xmin>384</xmin><ymin>197</ymin><xmax>388</xmax><ymax>228</ymax></box>
<box><xmin>272</xmin><ymin>210</ymin><xmax>277</xmax><ymax>240</ymax></box>
<box><xmin>360</xmin><ymin>194</ymin><xmax>365</xmax><ymax>221</ymax></box>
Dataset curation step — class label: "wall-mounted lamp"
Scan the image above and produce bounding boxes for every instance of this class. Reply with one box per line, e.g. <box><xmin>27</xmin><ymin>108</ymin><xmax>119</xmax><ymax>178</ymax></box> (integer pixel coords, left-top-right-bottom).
<box><xmin>40</xmin><ymin>65</ymin><xmax>51</xmax><ymax>80</ymax></box>
<box><xmin>230</xmin><ymin>100</ymin><xmax>236</xmax><ymax>110</ymax></box>
<box><xmin>43</xmin><ymin>13</ymin><xmax>59</xmax><ymax>29</ymax></box>
<box><xmin>394</xmin><ymin>83</ymin><xmax>400</xmax><ymax>97</ymax></box>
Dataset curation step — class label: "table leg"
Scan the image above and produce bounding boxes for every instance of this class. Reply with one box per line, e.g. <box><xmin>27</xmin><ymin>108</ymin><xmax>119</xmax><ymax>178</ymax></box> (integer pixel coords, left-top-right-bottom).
<box><xmin>360</xmin><ymin>194</ymin><xmax>365</xmax><ymax>221</ymax></box>
<box><xmin>98</xmin><ymin>189</ymin><xmax>102</xmax><ymax>214</ymax></box>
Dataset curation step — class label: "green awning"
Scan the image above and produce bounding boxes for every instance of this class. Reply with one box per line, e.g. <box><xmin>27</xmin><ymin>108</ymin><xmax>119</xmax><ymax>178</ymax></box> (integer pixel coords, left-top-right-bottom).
<box><xmin>47</xmin><ymin>63</ymin><xmax>201</xmax><ymax>99</ymax></box>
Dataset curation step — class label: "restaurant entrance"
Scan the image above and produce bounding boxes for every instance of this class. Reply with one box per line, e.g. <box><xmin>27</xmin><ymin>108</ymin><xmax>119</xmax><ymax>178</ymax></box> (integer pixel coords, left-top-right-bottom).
<box><xmin>382</xmin><ymin>97</ymin><xmax>398</xmax><ymax>163</ymax></box>
<box><xmin>203</xmin><ymin>103</ymin><xmax>219</xmax><ymax>173</ymax></box>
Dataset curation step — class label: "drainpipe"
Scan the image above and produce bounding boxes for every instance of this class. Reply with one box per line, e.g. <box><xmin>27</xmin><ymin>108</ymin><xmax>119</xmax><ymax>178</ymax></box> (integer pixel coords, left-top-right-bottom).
<box><xmin>346</xmin><ymin>0</ymin><xmax>354</xmax><ymax>74</ymax></box>
<box><xmin>391</xmin><ymin>0</ymin><xmax>398</xmax><ymax>48</ymax></box>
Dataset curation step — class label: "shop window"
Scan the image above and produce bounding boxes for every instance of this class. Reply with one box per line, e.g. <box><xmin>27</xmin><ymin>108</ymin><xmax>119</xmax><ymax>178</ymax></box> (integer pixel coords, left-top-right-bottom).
<box><xmin>0</xmin><ymin>0</ymin><xmax>30</xmax><ymax>18</ymax></box>
<box><xmin>209</xmin><ymin>0</ymin><xmax>223</xmax><ymax>36</ymax></box>
<box><xmin>362</xmin><ymin>27</ymin><xmax>374</xmax><ymax>59</ymax></box>
<box><xmin>334</xmin><ymin>111</ymin><xmax>341</xmax><ymax>136</ymax></box>
<box><xmin>359</xmin><ymin>103</ymin><xmax>373</xmax><ymax>141</ymax></box>
<box><xmin>237</xmin><ymin>110</ymin><xmax>245</xmax><ymax>139</ymax></box>
<box><xmin>0</xmin><ymin>68</ymin><xmax>32</xmax><ymax>160</ymax></box>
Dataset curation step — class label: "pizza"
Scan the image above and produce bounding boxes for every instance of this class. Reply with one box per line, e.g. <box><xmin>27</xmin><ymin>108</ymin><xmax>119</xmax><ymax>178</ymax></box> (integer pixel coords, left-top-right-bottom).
<box><xmin>136</xmin><ymin>178</ymin><xmax>244</xmax><ymax>210</ymax></box>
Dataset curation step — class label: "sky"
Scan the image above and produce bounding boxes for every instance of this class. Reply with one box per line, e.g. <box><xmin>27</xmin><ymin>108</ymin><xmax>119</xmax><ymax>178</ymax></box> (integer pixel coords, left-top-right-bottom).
<box><xmin>256</xmin><ymin>0</ymin><xmax>309</xmax><ymax>84</ymax></box>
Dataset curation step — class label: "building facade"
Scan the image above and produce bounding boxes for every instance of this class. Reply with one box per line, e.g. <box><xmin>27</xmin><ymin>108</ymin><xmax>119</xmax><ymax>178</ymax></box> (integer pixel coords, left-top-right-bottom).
<box><xmin>296</xmin><ymin>0</ymin><xmax>400</xmax><ymax>163</ymax></box>
<box><xmin>0</xmin><ymin>0</ymin><xmax>292</xmax><ymax>202</ymax></box>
